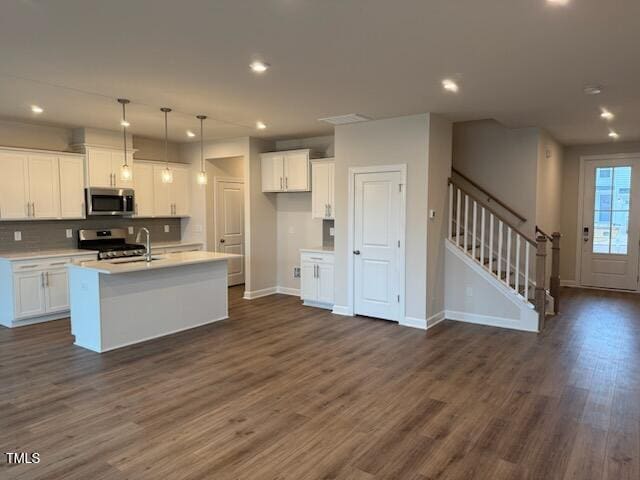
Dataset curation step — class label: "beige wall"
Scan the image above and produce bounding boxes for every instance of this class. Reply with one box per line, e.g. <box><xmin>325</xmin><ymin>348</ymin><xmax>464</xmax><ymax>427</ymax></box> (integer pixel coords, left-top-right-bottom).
<box><xmin>0</xmin><ymin>119</ymin><xmax>72</xmax><ymax>151</ymax></box>
<box><xmin>133</xmin><ymin>136</ymin><xmax>183</xmax><ymax>163</ymax></box>
<box><xmin>560</xmin><ymin>141</ymin><xmax>640</xmax><ymax>282</ymax></box>
<box><xmin>452</xmin><ymin>120</ymin><xmax>539</xmax><ymax>236</ymax></box>
<box><xmin>536</xmin><ymin>130</ymin><xmax>564</xmax><ymax>235</ymax></box>
<box><xmin>334</xmin><ymin>114</ymin><xmax>430</xmax><ymax>321</ymax></box>
<box><xmin>426</xmin><ymin>115</ymin><xmax>453</xmax><ymax>318</ymax></box>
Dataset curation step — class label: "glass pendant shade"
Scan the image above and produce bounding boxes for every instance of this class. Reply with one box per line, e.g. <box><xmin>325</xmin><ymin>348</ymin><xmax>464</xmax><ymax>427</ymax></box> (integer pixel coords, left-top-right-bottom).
<box><xmin>161</xmin><ymin>167</ymin><xmax>173</xmax><ymax>184</ymax></box>
<box><xmin>120</xmin><ymin>163</ymin><xmax>132</xmax><ymax>181</ymax></box>
<box><xmin>118</xmin><ymin>98</ymin><xmax>131</xmax><ymax>182</ymax></box>
<box><xmin>197</xmin><ymin>170</ymin><xmax>208</xmax><ymax>185</ymax></box>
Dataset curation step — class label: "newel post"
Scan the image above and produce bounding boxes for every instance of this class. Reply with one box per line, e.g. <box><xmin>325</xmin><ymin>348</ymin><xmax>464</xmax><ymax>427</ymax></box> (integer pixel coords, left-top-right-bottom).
<box><xmin>535</xmin><ymin>235</ymin><xmax>547</xmax><ymax>331</ymax></box>
<box><xmin>550</xmin><ymin>232</ymin><xmax>561</xmax><ymax>314</ymax></box>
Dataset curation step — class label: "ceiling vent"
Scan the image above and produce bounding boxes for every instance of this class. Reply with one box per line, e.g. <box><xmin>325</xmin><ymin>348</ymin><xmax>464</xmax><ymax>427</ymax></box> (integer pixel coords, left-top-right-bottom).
<box><xmin>318</xmin><ymin>113</ymin><xmax>371</xmax><ymax>125</ymax></box>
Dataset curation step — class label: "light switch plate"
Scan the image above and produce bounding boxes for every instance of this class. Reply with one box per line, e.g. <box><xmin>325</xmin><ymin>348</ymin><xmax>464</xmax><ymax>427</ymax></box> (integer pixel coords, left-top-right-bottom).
<box><xmin>293</xmin><ymin>267</ymin><xmax>301</xmax><ymax>278</ymax></box>
<box><xmin>14</xmin><ymin>231</ymin><xmax>22</xmax><ymax>241</ymax></box>
<box><xmin>164</xmin><ymin>225</ymin><xmax>170</xmax><ymax>233</ymax></box>
<box><xmin>128</xmin><ymin>226</ymin><xmax>134</xmax><ymax>235</ymax></box>
<box><xmin>329</xmin><ymin>227</ymin><xmax>335</xmax><ymax>236</ymax></box>
<box><xmin>66</xmin><ymin>229</ymin><xmax>73</xmax><ymax>239</ymax></box>
<box><xmin>194</xmin><ymin>225</ymin><xmax>203</xmax><ymax>233</ymax></box>
<box><xmin>429</xmin><ymin>209</ymin><xmax>436</xmax><ymax>219</ymax></box>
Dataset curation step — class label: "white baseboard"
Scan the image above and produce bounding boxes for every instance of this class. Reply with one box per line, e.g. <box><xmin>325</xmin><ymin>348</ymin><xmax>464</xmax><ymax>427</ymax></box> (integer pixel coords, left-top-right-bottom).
<box><xmin>426</xmin><ymin>311</ymin><xmax>446</xmax><ymax>329</ymax></box>
<box><xmin>445</xmin><ymin>310</ymin><xmax>538</xmax><ymax>333</ymax></box>
<box><xmin>276</xmin><ymin>286</ymin><xmax>300</xmax><ymax>296</ymax></box>
<box><xmin>243</xmin><ymin>287</ymin><xmax>277</xmax><ymax>300</ymax></box>
<box><xmin>332</xmin><ymin>305</ymin><xmax>352</xmax><ymax>316</ymax></box>
<box><xmin>561</xmin><ymin>280</ymin><xmax>577</xmax><ymax>287</ymax></box>
<box><xmin>399</xmin><ymin>316</ymin><xmax>427</xmax><ymax>330</ymax></box>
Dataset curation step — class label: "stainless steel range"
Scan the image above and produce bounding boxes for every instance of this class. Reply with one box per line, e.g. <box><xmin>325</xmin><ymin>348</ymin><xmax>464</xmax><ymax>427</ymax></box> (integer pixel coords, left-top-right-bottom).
<box><xmin>78</xmin><ymin>228</ymin><xmax>146</xmax><ymax>260</ymax></box>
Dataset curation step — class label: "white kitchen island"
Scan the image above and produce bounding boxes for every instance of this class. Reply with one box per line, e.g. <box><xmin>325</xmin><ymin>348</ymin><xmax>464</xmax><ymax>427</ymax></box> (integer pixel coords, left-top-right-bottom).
<box><xmin>67</xmin><ymin>251</ymin><xmax>239</xmax><ymax>353</ymax></box>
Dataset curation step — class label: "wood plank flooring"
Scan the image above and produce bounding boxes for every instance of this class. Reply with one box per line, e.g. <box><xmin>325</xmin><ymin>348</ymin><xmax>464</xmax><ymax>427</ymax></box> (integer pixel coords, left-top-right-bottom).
<box><xmin>1</xmin><ymin>286</ymin><xmax>639</xmax><ymax>479</ymax></box>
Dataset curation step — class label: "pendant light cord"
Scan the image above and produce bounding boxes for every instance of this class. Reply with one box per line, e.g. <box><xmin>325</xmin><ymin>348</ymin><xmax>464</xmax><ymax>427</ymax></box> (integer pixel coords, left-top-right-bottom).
<box><xmin>122</xmin><ymin>102</ymin><xmax>127</xmax><ymax>166</ymax></box>
<box><xmin>164</xmin><ymin>110</ymin><xmax>169</xmax><ymax>167</ymax></box>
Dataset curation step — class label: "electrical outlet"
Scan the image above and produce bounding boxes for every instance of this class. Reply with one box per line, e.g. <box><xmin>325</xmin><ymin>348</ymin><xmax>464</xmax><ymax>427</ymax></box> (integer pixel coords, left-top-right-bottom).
<box><xmin>465</xmin><ymin>286</ymin><xmax>473</xmax><ymax>297</ymax></box>
<box><xmin>14</xmin><ymin>231</ymin><xmax>22</xmax><ymax>242</ymax></box>
<box><xmin>164</xmin><ymin>225</ymin><xmax>170</xmax><ymax>233</ymax></box>
<box><xmin>293</xmin><ymin>267</ymin><xmax>301</xmax><ymax>278</ymax></box>
<box><xmin>128</xmin><ymin>226</ymin><xmax>134</xmax><ymax>235</ymax></box>
<box><xmin>329</xmin><ymin>227</ymin><xmax>335</xmax><ymax>236</ymax></box>
<box><xmin>66</xmin><ymin>229</ymin><xmax>73</xmax><ymax>239</ymax></box>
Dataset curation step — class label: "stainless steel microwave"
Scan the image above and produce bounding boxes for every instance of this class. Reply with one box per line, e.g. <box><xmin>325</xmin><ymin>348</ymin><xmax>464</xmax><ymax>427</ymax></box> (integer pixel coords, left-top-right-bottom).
<box><xmin>85</xmin><ymin>188</ymin><xmax>135</xmax><ymax>216</ymax></box>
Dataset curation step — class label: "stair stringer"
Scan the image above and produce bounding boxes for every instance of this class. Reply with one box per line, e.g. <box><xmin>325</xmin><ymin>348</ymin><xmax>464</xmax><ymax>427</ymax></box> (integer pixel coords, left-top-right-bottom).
<box><xmin>444</xmin><ymin>239</ymin><xmax>539</xmax><ymax>332</ymax></box>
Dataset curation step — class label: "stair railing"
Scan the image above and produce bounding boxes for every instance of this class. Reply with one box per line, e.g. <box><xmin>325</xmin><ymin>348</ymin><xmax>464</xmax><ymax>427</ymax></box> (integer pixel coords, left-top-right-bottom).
<box><xmin>449</xmin><ymin>178</ymin><xmax>547</xmax><ymax>329</ymax></box>
<box><xmin>536</xmin><ymin>226</ymin><xmax>562</xmax><ymax>314</ymax></box>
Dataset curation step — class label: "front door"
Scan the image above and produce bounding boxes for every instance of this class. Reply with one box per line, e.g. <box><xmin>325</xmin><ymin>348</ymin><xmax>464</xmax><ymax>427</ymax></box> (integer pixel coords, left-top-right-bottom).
<box><xmin>353</xmin><ymin>170</ymin><xmax>403</xmax><ymax>321</ymax></box>
<box><xmin>581</xmin><ymin>157</ymin><xmax>640</xmax><ymax>290</ymax></box>
<box><xmin>215</xmin><ymin>178</ymin><xmax>245</xmax><ymax>286</ymax></box>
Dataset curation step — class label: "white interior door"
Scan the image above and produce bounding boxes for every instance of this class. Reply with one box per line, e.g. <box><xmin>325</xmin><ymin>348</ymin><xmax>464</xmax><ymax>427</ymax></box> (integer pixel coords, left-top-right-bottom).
<box><xmin>353</xmin><ymin>170</ymin><xmax>403</xmax><ymax>321</ymax></box>
<box><xmin>215</xmin><ymin>178</ymin><xmax>245</xmax><ymax>286</ymax></box>
<box><xmin>581</xmin><ymin>157</ymin><xmax>640</xmax><ymax>290</ymax></box>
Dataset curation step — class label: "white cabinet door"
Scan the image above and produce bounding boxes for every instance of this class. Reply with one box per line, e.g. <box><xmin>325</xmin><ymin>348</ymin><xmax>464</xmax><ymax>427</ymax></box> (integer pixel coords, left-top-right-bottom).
<box><xmin>0</xmin><ymin>152</ymin><xmax>29</xmax><ymax>220</ymax></box>
<box><xmin>88</xmin><ymin>150</ymin><xmax>114</xmax><ymax>187</ymax></box>
<box><xmin>300</xmin><ymin>262</ymin><xmax>317</xmax><ymax>301</ymax></box>
<box><xmin>153</xmin><ymin>165</ymin><xmax>172</xmax><ymax>216</ymax></box>
<box><xmin>317</xmin><ymin>263</ymin><xmax>334</xmax><ymax>304</ymax></box>
<box><xmin>261</xmin><ymin>154</ymin><xmax>284</xmax><ymax>192</ymax></box>
<box><xmin>14</xmin><ymin>271</ymin><xmax>46</xmax><ymax>319</ymax></box>
<box><xmin>44</xmin><ymin>269</ymin><xmax>69</xmax><ymax>313</ymax></box>
<box><xmin>28</xmin><ymin>155</ymin><xmax>60</xmax><ymax>219</ymax></box>
<box><xmin>171</xmin><ymin>166</ymin><xmax>190</xmax><ymax>216</ymax></box>
<box><xmin>284</xmin><ymin>151</ymin><xmax>310</xmax><ymax>191</ymax></box>
<box><xmin>59</xmin><ymin>157</ymin><xmax>85</xmax><ymax>218</ymax></box>
<box><xmin>133</xmin><ymin>162</ymin><xmax>155</xmax><ymax>217</ymax></box>
<box><xmin>312</xmin><ymin>162</ymin><xmax>331</xmax><ymax>219</ymax></box>
<box><xmin>111</xmin><ymin>153</ymin><xmax>134</xmax><ymax>188</ymax></box>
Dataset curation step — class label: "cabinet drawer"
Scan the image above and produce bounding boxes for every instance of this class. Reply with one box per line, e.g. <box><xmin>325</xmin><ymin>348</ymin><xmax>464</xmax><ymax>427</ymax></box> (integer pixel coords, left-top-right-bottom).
<box><xmin>12</xmin><ymin>257</ymin><xmax>70</xmax><ymax>272</ymax></box>
<box><xmin>300</xmin><ymin>252</ymin><xmax>334</xmax><ymax>264</ymax></box>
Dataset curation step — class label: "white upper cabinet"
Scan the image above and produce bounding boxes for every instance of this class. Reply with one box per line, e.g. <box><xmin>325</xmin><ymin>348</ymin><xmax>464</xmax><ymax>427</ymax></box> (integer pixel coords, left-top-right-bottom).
<box><xmin>261</xmin><ymin>149</ymin><xmax>310</xmax><ymax>192</ymax></box>
<box><xmin>153</xmin><ymin>164</ymin><xmax>172</xmax><ymax>216</ymax></box>
<box><xmin>59</xmin><ymin>157</ymin><xmax>85</xmax><ymax>219</ymax></box>
<box><xmin>133</xmin><ymin>162</ymin><xmax>154</xmax><ymax>217</ymax></box>
<box><xmin>170</xmin><ymin>166</ymin><xmax>190</xmax><ymax>217</ymax></box>
<box><xmin>86</xmin><ymin>148</ymin><xmax>134</xmax><ymax>188</ymax></box>
<box><xmin>151</xmin><ymin>163</ymin><xmax>190</xmax><ymax>217</ymax></box>
<box><xmin>0</xmin><ymin>151</ymin><xmax>29</xmax><ymax>220</ymax></box>
<box><xmin>28</xmin><ymin>155</ymin><xmax>60</xmax><ymax>219</ymax></box>
<box><xmin>311</xmin><ymin>159</ymin><xmax>335</xmax><ymax>219</ymax></box>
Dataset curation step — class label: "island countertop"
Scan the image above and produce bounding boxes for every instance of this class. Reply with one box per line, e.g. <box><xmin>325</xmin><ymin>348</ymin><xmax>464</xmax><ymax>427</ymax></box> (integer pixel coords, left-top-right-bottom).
<box><xmin>67</xmin><ymin>251</ymin><xmax>240</xmax><ymax>275</ymax></box>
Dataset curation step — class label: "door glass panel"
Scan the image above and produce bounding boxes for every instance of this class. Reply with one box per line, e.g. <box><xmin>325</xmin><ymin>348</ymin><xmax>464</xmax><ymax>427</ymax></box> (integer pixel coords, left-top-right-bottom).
<box><xmin>593</xmin><ymin>166</ymin><xmax>632</xmax><ymax>254</ymax></box>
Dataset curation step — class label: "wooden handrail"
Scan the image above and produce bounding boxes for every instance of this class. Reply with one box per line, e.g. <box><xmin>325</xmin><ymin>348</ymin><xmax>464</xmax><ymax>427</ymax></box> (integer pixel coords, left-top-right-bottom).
<box><xmin>451</xmin><ymin>167</ymin><xmax>527</xmax><ymax>223</ymax></box>
<box><xmin>535</xmin><ymin>226</ymin><xmax>553</xmax><ymax>241</ymax></box>
<box><xmin>449</xmin><ymin>178</ymin><xmax>537</xmax><ymax>246</ymax></box>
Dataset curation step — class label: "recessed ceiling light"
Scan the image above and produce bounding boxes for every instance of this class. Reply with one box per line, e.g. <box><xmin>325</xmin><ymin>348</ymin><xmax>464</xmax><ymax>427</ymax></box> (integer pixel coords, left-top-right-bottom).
<box><xmin>442</xmin><ymin>79</ymin><xmax>459</xmax><ymax>93</ymax></box>
<box><xmin>608</xmin><ymin>130</ymin><xmax>620</xmax><ymax>139</ymax></box>
<box><xmin>583</xmin><ymin>85</ymin><xmax>602</xmax><ymax>96</ymax></box>
<box><xmin>256</xmin><ymin>121</ymin><xmax>267</xmax><ymax>130</ymax></box>
<box><xmin>31</xmin><ymin>105</ymin><xmax>43</xmax><ymax>114</ymax></box>
<box><xmin>186</xmin><ymin>130</ymin><xmax>196</xmax><ymax>137</ymax></box>
<box><xmin>600</xmin><ymin>108</ymin><xmax>614</xmax><ymax>121</ymax></box>
<box><xmin>250</xmin><ymin>61</ymin><xmax>270</xmax><ymax>74</ymax></box>
<box><xmin>120</xmin><ymin>119</ymin><xmax>130</xmax><ymax>127</ymax></box>
<box><xmin>547</xmin><ymin>0</ymin><xmax>570</xmax><ymax>6</ymax></box>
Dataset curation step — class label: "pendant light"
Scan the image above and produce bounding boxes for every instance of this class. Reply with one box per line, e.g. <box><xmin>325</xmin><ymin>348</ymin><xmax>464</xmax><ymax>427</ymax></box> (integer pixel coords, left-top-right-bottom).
<box><xmin>196</xmin><ymin>115</ymin><xmax>208</xmax><ymax>185</ymax></box>
<box><xmin>118</xmin><ymin>98</ymin><xmax>132</xmax><ymax>181</ymax></box>
<box><xmin>160</xmin><ymin>107</ymin><xmax>173</xmax><ymax>183</ymax></box>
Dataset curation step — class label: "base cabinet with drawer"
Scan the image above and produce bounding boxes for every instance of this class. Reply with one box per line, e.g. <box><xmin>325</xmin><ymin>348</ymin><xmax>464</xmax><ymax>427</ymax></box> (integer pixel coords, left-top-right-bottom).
<box><xmin>300</xmin><ymin>250</ymin><xmax>334</xmax><ymax>309</ymax></box>
<box><xmin>0</xmin><ymin>253</ymin><xmax>97</xmax><ymax>328</ymax></box>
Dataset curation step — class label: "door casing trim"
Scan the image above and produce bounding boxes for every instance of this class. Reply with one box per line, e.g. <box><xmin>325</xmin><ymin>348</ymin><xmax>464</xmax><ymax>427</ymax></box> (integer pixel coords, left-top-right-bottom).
<box><xmin>347</xmin><ymin>164</ymin><xmax>407</xmax><ymax>321</ymax></box>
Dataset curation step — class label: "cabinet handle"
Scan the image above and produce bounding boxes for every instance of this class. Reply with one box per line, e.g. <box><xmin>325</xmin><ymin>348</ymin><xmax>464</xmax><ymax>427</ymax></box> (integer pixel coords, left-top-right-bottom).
<box><xmin>41</xmin><ymin>272</ymin><xmax>45</xmax><ymax>289</ymax></box>
<box><xmin>32</xmin><ymin>202</ymin><xmax>35</xmax><ymax>217</ymax></box>
<box><xmin>135</xmin><ymin>203</ymin><xmax>139</xmax><ymax>216</ymax></box>
<box><xmin>310</xmin><ymin>257</ymin><xmax>323</xmax><ymax>261</ymax></box>
<box><xmin>280</xmin><ymin>177</ymin><xmax>283</xmax><ymax>190</ymax></box>
<box><xmin>26</xmin><ymin>202</ymin><xmax>30</xmax><ymax>217</ymax></box>
<box><xmin>285</xmin><ymin>177</ymin><xmax>288</xmax><ymax>189</ymax></box>
<box><xmin>49</xmin><ymin>262</ymin><xmax>66</xmax><ymax>266</ymax></box>
<box><xmin>314</xmin><ymin>265</ymin><xmax>317</xmax><ymax>278</ymax></box>
<box><xmin>316</xmin><ymin>265</ymin><xmax>320</xmax><ymax>278</ymax></box>
<box><xmin>328</xmin><ymin>204</ymin><xmax>332</xmax><ymax>217</ymax></box>
<box><xmin>45</xmin><ymin>271</ymin><xmax>50</xmax><ymax>287</ymax></box>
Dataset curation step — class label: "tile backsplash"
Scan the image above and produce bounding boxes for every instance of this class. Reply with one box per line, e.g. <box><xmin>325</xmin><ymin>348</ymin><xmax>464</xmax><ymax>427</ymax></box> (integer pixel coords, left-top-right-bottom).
<box><xmin>0</xmin><ymin>218</ymin><xmax>181</xmax><ymax>253</ymax></box>
<box><xmin>322</xmin><ymin>219</ymin><xmax>335</xmax><ymax>249</ymax></box>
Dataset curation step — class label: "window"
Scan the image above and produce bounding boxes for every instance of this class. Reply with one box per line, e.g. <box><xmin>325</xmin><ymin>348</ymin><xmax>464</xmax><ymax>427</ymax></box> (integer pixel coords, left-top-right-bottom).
<box><xmin>593</xmin><ymin>166</ymin><xmax>631</xmax><ymax>254</ymax></box>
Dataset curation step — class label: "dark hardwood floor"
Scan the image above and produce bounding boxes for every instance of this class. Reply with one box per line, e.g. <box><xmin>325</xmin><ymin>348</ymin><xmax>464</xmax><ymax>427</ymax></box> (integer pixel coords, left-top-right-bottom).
<box><xmin>1</xmin><ymin>286</ymin><xmax>639</xmax><ymax>479</ymax></box>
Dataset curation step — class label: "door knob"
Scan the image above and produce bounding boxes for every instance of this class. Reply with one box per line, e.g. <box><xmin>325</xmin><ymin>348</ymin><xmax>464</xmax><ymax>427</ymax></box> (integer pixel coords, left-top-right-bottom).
<box><xmin>353</xmin><ymin>250</ymin><xmax>361</xmax><ymax>255</ymax></box>
<box><xmin>220</xmin><ymin>239</ymin><xmax>226</xmax><ymax>243</ymax></box>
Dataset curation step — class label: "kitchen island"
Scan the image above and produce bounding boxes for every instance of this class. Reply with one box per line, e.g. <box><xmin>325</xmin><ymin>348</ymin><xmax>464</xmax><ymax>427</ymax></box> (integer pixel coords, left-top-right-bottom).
<box><xmin>67</xmin><ymin>251</ymin><xmax>239</xmax><ymax>353</ymax></box>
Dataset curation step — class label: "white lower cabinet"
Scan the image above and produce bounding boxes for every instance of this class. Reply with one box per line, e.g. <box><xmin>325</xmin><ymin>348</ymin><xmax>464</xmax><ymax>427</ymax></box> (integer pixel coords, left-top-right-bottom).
<box><xmin>300</xmin><ymin>250</ymin><xmax>334</xmax><ymax>309</ymax></box>
<box><xmin>0</xmin><ymin>253</ymin><xmax>97</xmax><ymax>327</ymax></box>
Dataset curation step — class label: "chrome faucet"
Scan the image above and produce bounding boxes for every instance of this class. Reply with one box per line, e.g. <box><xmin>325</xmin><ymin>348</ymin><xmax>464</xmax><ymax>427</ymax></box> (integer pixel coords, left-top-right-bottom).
<box><xmin>136</xmin><ymin>227</ymin><xmax>152</xmax><ymax>262</ymax></box>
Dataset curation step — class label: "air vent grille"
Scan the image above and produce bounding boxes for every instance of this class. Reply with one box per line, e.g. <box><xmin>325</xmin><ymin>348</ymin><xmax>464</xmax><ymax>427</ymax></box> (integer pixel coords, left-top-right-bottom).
<box><xmin>318</xmin><ymin>113</ymin><xmax>371</xmax><ymax>125</ymax></box>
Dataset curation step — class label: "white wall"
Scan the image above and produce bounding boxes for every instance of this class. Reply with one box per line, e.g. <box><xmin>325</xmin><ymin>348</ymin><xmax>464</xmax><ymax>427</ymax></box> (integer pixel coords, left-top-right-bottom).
<box><xmin>333</xmin><ymin>114</ymin><xmax>431</xmax><ymax>321</ymax></box>
<box><xmin>426</xmin><ymin>115</ymin><xmax>453</xmax><ymax>319</ymax></box>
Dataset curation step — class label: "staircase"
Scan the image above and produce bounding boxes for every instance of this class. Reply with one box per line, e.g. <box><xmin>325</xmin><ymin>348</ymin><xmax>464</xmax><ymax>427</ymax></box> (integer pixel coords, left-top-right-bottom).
<box><xmin>447</xmin><ymin>177</ymin><xmax>561</xmax><ymax>331</ymax></box>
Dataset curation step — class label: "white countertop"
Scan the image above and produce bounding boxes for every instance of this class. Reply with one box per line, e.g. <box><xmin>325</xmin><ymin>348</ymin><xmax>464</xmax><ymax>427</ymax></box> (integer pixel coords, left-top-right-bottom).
<box><xmin>67</xmin><ymin>251</ymin><xmax>239</xmax><ymax>274</ymax></box>
<box><xmin>151</xmin><ymin>241</ymin><xmax>203</xmax><ymax>249</ymax></box>
<box><xmin>0</xmin><ymin>249</ymin><xmax>99</xmax><ymax>261</ymax></box>
<box><xmin>300</xmin><ymin>246</ymin><xmax>334</xmax><ymax>254</ymax></box>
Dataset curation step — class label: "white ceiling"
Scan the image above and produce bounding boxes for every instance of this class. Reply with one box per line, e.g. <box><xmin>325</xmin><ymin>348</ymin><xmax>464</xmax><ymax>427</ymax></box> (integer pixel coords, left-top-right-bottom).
<box><xmin>1</xmin><ymin>0</ymin><xmax>638</xmax><ymax>145</ymax></box>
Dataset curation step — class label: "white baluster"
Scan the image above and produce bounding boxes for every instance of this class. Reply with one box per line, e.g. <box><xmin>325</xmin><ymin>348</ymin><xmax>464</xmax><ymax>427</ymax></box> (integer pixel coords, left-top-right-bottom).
<box><xmin>463</xmin><ymin>195</ymin><xmax>469</xmax><ymax>253</ymax></box>
<box><xmin>472</xmin><ymin>201</ymin><xmax>477</xmax><ymax>259</ymax></box>
<box><xmin>506</xmin><ymin>227</ymin><xmax>512</xmax><ymax>286</ymax></box>
<box><xmin>525</xmin><ymin>242</ymin><xmax>530</xmax><ymax>302</ymax></box>
<box><xmin>448</xmin><ymin>183</ymin><xmax>453</xmax><ymax>240</ymax></box>
<box><xmin>456</xmin><ymin>189</ymin><xmax>461</xmax><ymax>247</ymax></box>
<box><xmin>480</xmin><ymin>208</ymin><xmax>486</xmax><ymax>266</ymax></box>
<box><xmin>497</xmin><ymin>221</ymin><xmax>503</xmax><ymax>280</ymax></box>
<box><xmin>515</xmin><ymin>235</ymin><xmax>521</xmax><ymax>295</ymax></box>
<box><xmin>489</xmin><ymin>214</ymin><xmax>494</xmax><ymax>272</ymax></box>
